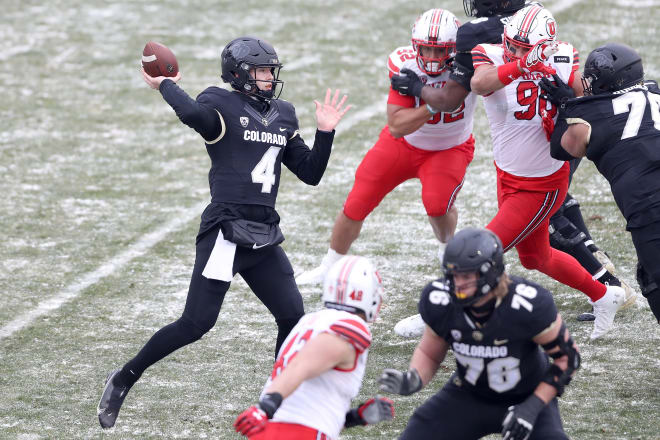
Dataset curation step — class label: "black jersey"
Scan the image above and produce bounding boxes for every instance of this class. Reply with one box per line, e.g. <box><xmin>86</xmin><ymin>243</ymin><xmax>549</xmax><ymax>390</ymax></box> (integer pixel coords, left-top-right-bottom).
<box><xmin>418</xmin><ymin>275</ymin><xmax>557</xmax><ymax>403</ymax></box>
<box><xmin>561</xmin><ymin>85</ymin><xmax>660</xmax><ymax>229</ymax></box>
<box><xmin>158</xmin><ymin>80</ymin><xmax>334</xmax><ymax>237</ymax></box>
<box><xmin>450</xmin><ymin>15</ymin><xmax>514</xmax><ymax>91</ymax></box>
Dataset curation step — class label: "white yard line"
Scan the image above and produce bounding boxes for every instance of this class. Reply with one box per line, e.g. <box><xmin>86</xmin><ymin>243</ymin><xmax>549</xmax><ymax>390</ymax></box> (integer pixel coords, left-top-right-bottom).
<box><xmin>0</xmin><ymin>201</ymin><xmax>208</xmax><ymax>340</ymax></box>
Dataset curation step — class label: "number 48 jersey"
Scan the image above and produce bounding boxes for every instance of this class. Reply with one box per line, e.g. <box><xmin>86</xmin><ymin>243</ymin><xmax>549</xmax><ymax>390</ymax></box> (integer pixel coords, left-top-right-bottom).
<box><xmin>260</xmin><ymin>309</ymin><xmax>371</xmax><ymax>439</ymax></box>
<box><xmin>472</xmin><ymin>42</ymin><xmax>579</xmax><ymax>177</ymax></box>
<box><xmin>419</xmin><ymin>275</ymin><xmax>557</xmax><ymax>403</ymax></box>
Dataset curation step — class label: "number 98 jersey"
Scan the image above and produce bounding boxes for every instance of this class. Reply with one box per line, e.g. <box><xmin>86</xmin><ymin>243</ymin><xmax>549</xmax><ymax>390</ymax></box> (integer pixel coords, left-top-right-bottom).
<box><xmin>418</xmin><ymin>275</ymin><xmax>557</xmax><ymax>403</ymax></box>
<box><xmin>472</xmin><ymin>42</ymin><xmax>579</xmax><ymax>177</ymax></box>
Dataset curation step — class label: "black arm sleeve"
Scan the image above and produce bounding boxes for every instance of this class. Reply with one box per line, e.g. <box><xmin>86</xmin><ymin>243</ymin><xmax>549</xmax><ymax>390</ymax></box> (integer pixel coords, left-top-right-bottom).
<box><xmin>282</xmin><ymin>129</ymin><xmax>335</xmax><ymax>185</ymax></box>
<box><xmin>449</xmin><ymin>53</ymin><xmax>473</xmax><ymax>91</ymax></box>
<box><xmin>159</xmin><ymin>79</ymin><xmax>221</xmax><ymax>141</ymax></box>
<box><xmin>550</xmin><ymin>118</ymin><xmax>577</xmax><ymax>161</ymax></box>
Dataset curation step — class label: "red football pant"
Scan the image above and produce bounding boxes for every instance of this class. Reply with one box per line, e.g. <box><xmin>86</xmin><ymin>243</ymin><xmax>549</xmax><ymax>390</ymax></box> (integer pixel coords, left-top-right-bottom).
<box><xmin>249</xmin><ymin>422</ymin><xmax>330</xmax><ymax>440</ymax></box>
<box><xmin>486</xmin><ymin>162</ymin><xmax>606</xmax><ymax>301</ymax></box>
<box><xmin>343</xmin><ymin>126</ymin><xmax>474</xmax><ymax>221</ymax></box>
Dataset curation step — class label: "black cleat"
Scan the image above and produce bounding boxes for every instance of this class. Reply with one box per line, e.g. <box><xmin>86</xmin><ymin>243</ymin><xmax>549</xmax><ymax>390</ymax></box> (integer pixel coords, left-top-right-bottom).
<box><xmin>577</xmin><ymin>307</ymin><xmax>596</xmax><ymax>322</ymax></box>
<box><xmin>98</xmin><ymin>369</ymin><xmax>131</xmax><ymax>429</ymax></box>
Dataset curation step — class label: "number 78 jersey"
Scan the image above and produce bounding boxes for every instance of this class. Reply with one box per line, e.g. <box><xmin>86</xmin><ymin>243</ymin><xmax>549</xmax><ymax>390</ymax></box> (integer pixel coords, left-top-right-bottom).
<box><xmin>418</xmin><ymin>275</ymin><xmax>558</xmax><ymax>402</ymax></box>
<box><xmin>472</xmin><ymin>42</ymin><xmax>580</xmax><ymax>177</ymax></box>
<box><xmin>261</xmin><ymin>309</ymin><xmax>371</xmax><ymax>439</ymax></box>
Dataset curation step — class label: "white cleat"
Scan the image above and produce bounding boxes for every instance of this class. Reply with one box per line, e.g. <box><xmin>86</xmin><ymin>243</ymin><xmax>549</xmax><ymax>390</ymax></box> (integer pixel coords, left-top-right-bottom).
<box><xmin>590</xmin><ymin>285</ymin><xmax>625</xmax><ymax>340</ymax></box>
<box><xmin>394</xmin><ymin>314</ymin><xmax>425</xmax><ymax>338</ymax></box>
<box><xmin>295</xmin><ymin>264</ymin><xmax>329</xmax><ymax>285</ymax></box>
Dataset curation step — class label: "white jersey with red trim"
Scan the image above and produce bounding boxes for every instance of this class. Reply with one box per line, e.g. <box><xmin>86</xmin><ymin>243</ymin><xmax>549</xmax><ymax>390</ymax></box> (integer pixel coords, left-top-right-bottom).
<box><xmin>261</xmin><ymin>309</ymin><xmax>371</xmax><ymax>439</ymax></box>
<box><xmin>388</xmin><ymin>46</ymin><xmax>477</xmax><ymax>151</ymax></box>
<box><xmin>471</xmin><ymin>42</ymin><xmax>579</xmax><ymax>177</ymax></box>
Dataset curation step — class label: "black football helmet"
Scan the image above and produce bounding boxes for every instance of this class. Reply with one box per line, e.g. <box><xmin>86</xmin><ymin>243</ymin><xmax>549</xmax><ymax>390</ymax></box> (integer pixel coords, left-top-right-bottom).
<box><xmin>221</xmin><ymin>36</ymin><xmax>284</xmax><ymax>101</ymax></box>
<box><xmin>443</xmin><ymin>228</ymin><xmax>505</xmax><ymax>307</ymax></box>
<box><xmin>463</xmin><ymin>0</ymin><xmax>525</xmax><ymax>17</ymax></box>
<box><xmin>582</xmin><ymin>43</ymin><xmax>644</xmax><ymax>95</ymax></box>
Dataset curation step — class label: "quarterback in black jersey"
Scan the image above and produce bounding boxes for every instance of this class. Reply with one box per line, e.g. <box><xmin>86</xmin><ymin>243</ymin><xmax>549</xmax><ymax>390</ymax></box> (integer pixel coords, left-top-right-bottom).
<box><xmin>380</xmin><ymin>228</ymin><xmax>580</xmax><ymax>440</ymax></box>
<box><xmin>97</xmin><ymin>36</ymin><xmax>351</xmax><ymax>429</ymax></box>
<box><xmin>550</xmin><ymin>42</ymin><xmax>660</xmax><ymax>323</ymax></box>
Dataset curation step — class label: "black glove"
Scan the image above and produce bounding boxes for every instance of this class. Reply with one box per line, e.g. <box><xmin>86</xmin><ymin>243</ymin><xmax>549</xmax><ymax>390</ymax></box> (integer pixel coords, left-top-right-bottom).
<box><xmin>501</xmin><ymin>394</ymin><xmax>546</xmax><ymax>440</ymax></box>
<box><xmin>378</xmin><ymin>368</ymin><xmax>423</xmax><ymax>395</ymax></box>
<box><xmin>345</xmin><ymin>396</ymin><xmax>394</xmax><ymax>428</ymax></box>
<box><xmin>391</xmin><ymin>68</ymin><xmax>424</xmax><ymax>97</ymax></box>
<box><xmin>539</xmin><ymin>74</ymin><xmax>575</xmax><ymax>106</ymax></box>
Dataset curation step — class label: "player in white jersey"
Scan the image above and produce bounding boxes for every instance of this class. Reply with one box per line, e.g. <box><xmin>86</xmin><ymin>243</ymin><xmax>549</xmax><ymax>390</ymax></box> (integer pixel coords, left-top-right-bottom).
<box><xmin>470</xmin><ymin>4</ymin><xmax>626</xmax><ymax>339</ymax></box>
<box><xmin>234</xmin><ymin>256</ymin><xmax>393</xmax><ymax>439</ymax></box>
<box><xmin>297</xmin><ymin>8</ymin><xmax>477</xmax><ymax>287</ymax></box>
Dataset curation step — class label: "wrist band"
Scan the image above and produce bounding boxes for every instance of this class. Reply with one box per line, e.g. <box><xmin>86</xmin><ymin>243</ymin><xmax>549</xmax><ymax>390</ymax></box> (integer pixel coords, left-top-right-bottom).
<box><xmin>426</xmin><ymin>103</ymin><xmax>439</xmax><ymax>115</ymax></box>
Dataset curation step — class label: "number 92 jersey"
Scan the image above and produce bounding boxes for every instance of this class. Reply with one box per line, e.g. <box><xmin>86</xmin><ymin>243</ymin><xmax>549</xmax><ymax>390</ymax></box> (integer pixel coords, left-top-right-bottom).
<box><xmin>418</xmin><ymin>275</ymin><xmax>557</xmax><ymax>403</ymax></box>
<box><xmin>387</xmin><ymin>46</ymin><xmax>477</xmax><ymax>151</ymax></box>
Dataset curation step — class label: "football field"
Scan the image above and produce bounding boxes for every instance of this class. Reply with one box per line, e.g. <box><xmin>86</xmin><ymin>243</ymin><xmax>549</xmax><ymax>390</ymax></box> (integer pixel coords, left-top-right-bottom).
<box><xmin>1</xmin><ymin>0</ymin><xmax>659</xmax><ymax>438</ymax></box>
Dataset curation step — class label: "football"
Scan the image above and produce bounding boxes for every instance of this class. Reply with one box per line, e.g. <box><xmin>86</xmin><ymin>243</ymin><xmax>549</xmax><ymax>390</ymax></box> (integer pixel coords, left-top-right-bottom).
<box><xmin>141</xmin><ymin>41</ymin><xmax>178</xmax><ymax>77</ymax></box>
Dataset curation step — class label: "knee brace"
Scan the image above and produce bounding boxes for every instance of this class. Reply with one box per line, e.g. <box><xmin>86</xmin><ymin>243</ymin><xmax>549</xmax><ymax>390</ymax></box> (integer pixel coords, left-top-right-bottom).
<box><xmin>549</xmin><ymin>216</ymin><xmax>586</xmax><ymax>252</ymax></box>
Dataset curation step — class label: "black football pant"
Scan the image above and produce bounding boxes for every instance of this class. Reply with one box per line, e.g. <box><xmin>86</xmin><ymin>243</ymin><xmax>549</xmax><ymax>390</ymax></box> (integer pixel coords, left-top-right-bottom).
<box><xmin>121</xmin><ymin>225</ymin><xmax>304</xmax><ymax>385</ymax></box>
<box><xmin>399</xmin><ymin>376</ymin><xmax>568</xmax><ymax>440</ymax></box>
<box><xmin>630</xmin><ymin>221</ymin><xmax>660</xmax><ymax>323</ymax></box>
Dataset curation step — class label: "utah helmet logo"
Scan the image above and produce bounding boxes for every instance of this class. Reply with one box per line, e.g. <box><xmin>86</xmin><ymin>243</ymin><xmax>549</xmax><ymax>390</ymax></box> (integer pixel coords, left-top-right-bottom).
<box><xmin>546</xmin><ymin>19</ymin><xmax>557</xmax><ymax>38</ymax></box>
<box><xmin>240</xmin><ymin>116</ymin><xmax>249</xmax><ymax>127</ymax></box>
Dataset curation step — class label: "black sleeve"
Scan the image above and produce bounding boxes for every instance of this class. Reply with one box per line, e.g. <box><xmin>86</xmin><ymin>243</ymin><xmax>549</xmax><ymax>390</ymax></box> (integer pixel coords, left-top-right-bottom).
<box><xmin>158</xmin><ymin>79</ymin><xmax>221</xmax><ymax>141</ymax></box>
<box><xmin>282</xmin><ymin>129</ymin><xmax>335</xmax><ymax>185</ymax></box>
<box><xmin>550</xmin><ymin>116</ymin><xmax>578</xmax><ymax>161</ymax></box>
<box><xmin>449</xmin><ymin>53</ymin><xmax>473</xmax><ymax>91</ymax></box>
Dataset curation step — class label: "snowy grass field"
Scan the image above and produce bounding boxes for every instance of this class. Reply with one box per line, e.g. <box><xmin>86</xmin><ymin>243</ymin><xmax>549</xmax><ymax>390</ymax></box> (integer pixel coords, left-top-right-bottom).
<box><xmin>1</xmin><ymin>0</ymin><xmax>659</xmax><ymax>438</ymax></box>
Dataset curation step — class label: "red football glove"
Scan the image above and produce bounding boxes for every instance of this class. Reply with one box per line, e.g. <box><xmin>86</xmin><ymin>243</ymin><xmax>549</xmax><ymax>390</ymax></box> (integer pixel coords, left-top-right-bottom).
<box><xmin>541</xmin><ymin>109</ymin><xmax>555</xmax><ymax>141</ymax></box>
<box><xmin>234</xmin><ymin>405</ymin><xmax>268</xmax><ymax>437</ymax></box>
<box><xmin>518</xmin><ymin>40</ymin><xmax>559</xmax><ymax>76</ymax></box>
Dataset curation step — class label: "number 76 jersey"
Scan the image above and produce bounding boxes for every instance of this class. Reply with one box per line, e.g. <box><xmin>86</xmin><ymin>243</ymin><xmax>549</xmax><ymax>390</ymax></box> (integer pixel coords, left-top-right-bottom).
<box><xmin>260</xmin><ymin>309</ymin><xmax>371</xmax><ymax>439</ymax></box>
<box><xmin>472</xmin><ymin>42</ymin><xmax>580</xmax><ymax>177</ymax></box>
<box><xmin>418</xmin><ymin>275</ymin><xmax>558</xmax><ymax>402</ymax></box>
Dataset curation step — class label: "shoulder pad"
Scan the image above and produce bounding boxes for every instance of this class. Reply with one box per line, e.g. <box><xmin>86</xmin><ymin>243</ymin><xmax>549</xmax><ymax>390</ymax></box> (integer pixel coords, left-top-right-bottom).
<box><xmin>645</xmin><ymin>79</ymin><xmax>660</xmax><ymax>94</ymax></box>
<box><xmin>388</xmin><ymin>45</ymin><xmax>415</xmax><ymax>77</ymax></box>
<box><xmin>329</xmin><ymin>316</ymin><xmax>372</xmax><ymax>352</ymax></box>
<box><xmin>196</xmin><ymin>86</ymin><xmax>231</xmax><ymax>104</ymax></box>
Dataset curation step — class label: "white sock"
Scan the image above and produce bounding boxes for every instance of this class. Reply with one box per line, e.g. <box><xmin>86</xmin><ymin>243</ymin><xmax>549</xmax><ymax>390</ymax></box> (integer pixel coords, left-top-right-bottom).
<box><xmin>322</xmin><ymin>248</ymin><xmax>344</xmax><ymax>268</ymax></box>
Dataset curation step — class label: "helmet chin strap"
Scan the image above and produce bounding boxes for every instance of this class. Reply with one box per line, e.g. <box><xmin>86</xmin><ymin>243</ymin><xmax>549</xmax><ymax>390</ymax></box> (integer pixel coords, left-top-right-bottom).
<box><xmin>468</xmin><ymin>295</ymin><xmax>497</xmax><ymax>315</ymax></box>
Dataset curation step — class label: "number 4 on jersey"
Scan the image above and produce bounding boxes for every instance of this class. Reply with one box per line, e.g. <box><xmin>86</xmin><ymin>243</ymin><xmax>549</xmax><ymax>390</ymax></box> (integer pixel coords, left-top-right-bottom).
<box><xmin>251</xmin><ymin>146</ymin><xmax>282</xmax><ymax>193</ymax></box>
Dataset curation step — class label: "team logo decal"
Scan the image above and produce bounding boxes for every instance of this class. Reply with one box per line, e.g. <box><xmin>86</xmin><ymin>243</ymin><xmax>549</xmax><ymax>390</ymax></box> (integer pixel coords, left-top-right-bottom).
<box><xmin>546</xmin><ymin>19</ymin><xmax>556</xmax><ymax>38</ymax></box>
<box><xmin>451</xmin><ymin>329</ymin><xmax>462</xmax><ymax>341</ymax></box>
<box><xmin>472</xmin><ymin>330</ymin><xmax>483</xmax><ymax>341</ymax></box>
<box><xmin>262</xmin><ymin>117</ymin><xmax>269</xmax><ymax>126</ymax></box>
<box><xmin>240</xmin><ymin>116</ymin><xmax>249</xmax><ymax>127</ymax></box>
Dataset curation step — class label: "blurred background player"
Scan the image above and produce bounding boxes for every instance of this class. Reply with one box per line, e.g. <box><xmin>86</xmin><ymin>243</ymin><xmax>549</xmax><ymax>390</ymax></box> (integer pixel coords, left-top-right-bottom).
<box><xmin>234</xmin><ymin>256</ymin><xmax>394</xmax><ymax>439</ymax></box>
<box><xmin>389</xmin><ymin>0</ymin><xmax>528</xmax><ymax>338</ymax></box>
<box><xmin>98</xmin><ymin>36</ymin><xmax>351</xmax><ymax>429</ymax></box>
<box><xmin>469</xmin><ymin>4</ymin><xmax>626</xmax><ymax>339</ymax></box>
<box><xmin>296</xmin><ymin>9</ymin><xmax>476</xmax><ymax>295</ymax></box>
<box><xmin>379</xmin><ymin>228</ymin><xmax>580</xmax><ymax>440</ymax></box>
<box><xmin>549</xmin><ymin>42</ymin><xmax>660</xmax><ymax>324</ymax></box>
